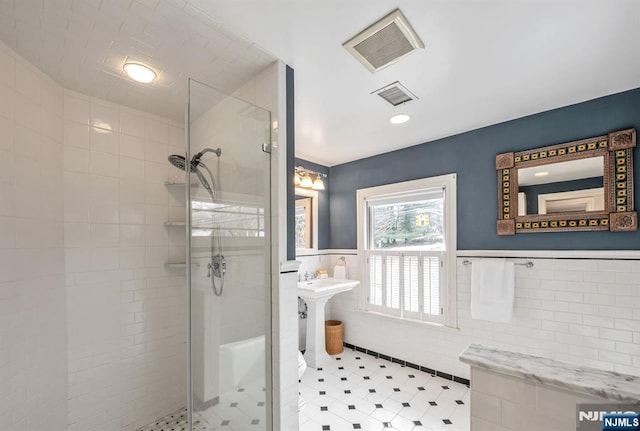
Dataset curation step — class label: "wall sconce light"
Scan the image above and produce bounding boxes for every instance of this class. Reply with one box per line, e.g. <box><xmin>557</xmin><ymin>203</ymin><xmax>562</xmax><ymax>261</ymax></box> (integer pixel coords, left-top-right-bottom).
<box><xmin>312</xmin><ymin>176</ymin><xmax>325</xmax><ymax>190</ymax></box>
<box><xmin>300</xmin><ymin>173</ymin><xmax>313</xmax><ymax>188</ymax></box>
<box><xmin>295</xmin><ymin>166</ymin><xmax>327</xmax><ymax>190</ymax></box>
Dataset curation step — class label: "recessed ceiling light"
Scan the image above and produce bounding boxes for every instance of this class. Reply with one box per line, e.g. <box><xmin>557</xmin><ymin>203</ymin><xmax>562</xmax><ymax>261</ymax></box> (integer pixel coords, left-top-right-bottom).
<box><xmin>390</xmin><ymin>114</ymin><xmax>410</xmax><ymax>124</ymax></box>
<box><xmin>123</xmin><ymin>62</ymin><xmax>157</xmax><ymax>83</ymax></box>
<box><xmin>534</xmin><ymin>171</ymin><xmax>549</xmax><ymax>177</ymax></box>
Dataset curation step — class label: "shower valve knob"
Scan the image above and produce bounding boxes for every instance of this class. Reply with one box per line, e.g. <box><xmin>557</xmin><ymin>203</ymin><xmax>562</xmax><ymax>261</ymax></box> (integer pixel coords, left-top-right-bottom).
<box><xmin>212</xmin><ymin>255</ymin><xmax>226</xmax><ymax>278</ymax></box>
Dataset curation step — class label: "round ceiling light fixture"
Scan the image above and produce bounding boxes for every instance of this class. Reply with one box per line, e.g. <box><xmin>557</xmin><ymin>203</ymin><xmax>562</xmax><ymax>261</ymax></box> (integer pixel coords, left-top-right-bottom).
<box><xmin>390</xmin><ymin>114</ymin><xmax>410</xmax><ymax>124</ymax></box>
<box><xmin>123</xmin><ymin>62</ymin><xmax>157</xmax><ymax>83</ymax></box>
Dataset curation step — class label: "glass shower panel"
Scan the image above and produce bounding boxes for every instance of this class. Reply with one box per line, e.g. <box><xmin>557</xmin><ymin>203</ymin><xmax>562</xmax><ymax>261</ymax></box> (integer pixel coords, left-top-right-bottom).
<box><xmin>187</xmin><ymin>79</ymin><xmax>272</xmax><ymax>431</ymax></box>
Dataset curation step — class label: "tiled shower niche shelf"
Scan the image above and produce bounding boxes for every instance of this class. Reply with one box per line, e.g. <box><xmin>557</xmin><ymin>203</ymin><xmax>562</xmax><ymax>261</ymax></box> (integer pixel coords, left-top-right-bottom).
<box><xmin>164</xmin><ymin>221</ymin><xmax>186</xmax><ymax>227</ymax></box>
<box><xmin>163</xmin><ymin>180</ymin><xmax>199</xmax><ymax>187</ymax></box>
<box><xmin>165</xmin><ymin>221</ymin><xmax>264</xmax><ymax>234</ymax></box>
<box><xmin>164</xmin><ymin>262</ymin><xmax>200</xmax><ymax>269</ymax></box>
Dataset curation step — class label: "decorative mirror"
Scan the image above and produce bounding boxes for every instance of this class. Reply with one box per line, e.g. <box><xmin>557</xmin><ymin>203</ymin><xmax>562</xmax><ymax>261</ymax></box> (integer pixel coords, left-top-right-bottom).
<box><xmin>496</xmin><ymin>128</ymin><xmax>637</xmax><ymax>235</ymax></box>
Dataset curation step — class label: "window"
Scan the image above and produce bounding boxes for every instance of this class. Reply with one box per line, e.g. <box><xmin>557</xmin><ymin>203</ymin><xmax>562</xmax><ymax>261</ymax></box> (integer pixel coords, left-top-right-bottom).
<box><xmin>191</xmin><ymin>199</ymin><xmax>265</xmax><ymax>237</ymax></box>
<box><xmin>357</xmin><ymin>174</ymin><xmax>457</xmax><ymax>327</ymax></box>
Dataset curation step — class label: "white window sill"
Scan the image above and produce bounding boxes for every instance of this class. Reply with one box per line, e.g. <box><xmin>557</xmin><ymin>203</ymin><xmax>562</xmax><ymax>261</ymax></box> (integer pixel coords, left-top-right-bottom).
<box><xmin>355</xmin><ymin>309</ymin><xmax>460</xmax><ymax>333</ymax></box>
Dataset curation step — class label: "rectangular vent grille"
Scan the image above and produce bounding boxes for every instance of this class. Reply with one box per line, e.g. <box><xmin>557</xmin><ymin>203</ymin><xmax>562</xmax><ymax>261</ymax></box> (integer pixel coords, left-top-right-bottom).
<box><xmin>372</xmin><ymin>81</ymin><xmax>417</xmax><ymax>107</ymax></box>
<box><xmin>378</xmin><ymin>86</ymin><xmax>413</xmax><ymax>106</ymax></box>
<box><xmin>353</xmin><ymin>22</ymin><xmax>414</xmax><ymax>70</ymax></box>
<box><xmin>343</xmin><ymin>9</ymin><xmax>424</xmax><ymax>73</ymax></box>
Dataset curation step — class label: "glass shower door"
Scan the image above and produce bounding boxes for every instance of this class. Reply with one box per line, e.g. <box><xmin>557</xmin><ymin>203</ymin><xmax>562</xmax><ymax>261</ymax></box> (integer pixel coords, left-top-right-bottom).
<box><xmin>187</xmin><ymin>79</ymin><xmax>272</xmax><ymax>431</ymax></box>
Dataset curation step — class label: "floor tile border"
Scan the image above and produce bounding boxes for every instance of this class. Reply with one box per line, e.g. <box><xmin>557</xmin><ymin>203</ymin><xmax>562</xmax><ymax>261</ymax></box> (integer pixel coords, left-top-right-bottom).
<box><xmin>343</xmin><ymin>342</ymin><xmax>471</xmax><ymax>387</ymax></box>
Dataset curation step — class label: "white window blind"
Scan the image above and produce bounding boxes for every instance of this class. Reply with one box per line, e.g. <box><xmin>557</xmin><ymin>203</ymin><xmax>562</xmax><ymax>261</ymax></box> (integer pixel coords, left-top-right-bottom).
<box><xmin>365</xmin><ymin>250</ymin><xmax>444</xmax><ymax>323</ymax></box>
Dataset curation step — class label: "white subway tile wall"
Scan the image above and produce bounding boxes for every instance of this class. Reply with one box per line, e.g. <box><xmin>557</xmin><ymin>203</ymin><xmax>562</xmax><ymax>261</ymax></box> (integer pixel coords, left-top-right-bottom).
<box><xmin>324</xmin><ymin>253</ymin><xmax>640</xmax><ymax>379</ymax></box>
<box><xmin>0</xmin><ymin>42</ymin><xmax>68</xmax><ymax>431</ymax></box>
<box><xmin>64</xmin><ymin>90</ymin><xmax>188</xmax><ymax>431</ymax></box>
<box><xmin>469</xmin><ymin>367</ymin><xmax>605</xmax><ymax>431</ymax></box>
<box><xmin>1</xmin><ymin>40</ymin><xmax>290</xmax><ymax>431</ymax></box>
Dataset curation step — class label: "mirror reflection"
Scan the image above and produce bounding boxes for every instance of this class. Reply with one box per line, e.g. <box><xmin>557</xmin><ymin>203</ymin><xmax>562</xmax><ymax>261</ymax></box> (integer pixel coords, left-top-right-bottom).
<box><xmin>517</xmin><ymin>156</ymin><xmax>604</xmax><ymax>215</ymax></box>
<box><xmin>295</xmin><ymin>187</ymin><xmax>318</xmax><ymax>253</ymax></box>
<box><xmin>295</xmin><ymin>196</ymin><xmax>312</xmax><ymax>249</ymax></box>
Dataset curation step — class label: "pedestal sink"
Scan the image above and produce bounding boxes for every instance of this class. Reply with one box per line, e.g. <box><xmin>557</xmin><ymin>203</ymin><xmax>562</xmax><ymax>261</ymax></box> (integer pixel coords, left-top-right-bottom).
<box><xmin>298</xmin><ymin>278</ymin><xmax>359</xmax><ymax>368</ymax></box>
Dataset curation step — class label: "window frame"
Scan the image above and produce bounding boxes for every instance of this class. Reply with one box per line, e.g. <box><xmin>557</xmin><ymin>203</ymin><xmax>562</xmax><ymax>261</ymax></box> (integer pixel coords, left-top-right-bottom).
<box><xmin>356</xmin><ymin>174</ymin><xmax>458</xmax><ymax>328</ymax></box>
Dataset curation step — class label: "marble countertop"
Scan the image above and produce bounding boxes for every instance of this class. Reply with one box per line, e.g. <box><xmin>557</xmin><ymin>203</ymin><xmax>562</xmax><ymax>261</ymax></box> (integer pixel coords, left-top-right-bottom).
<box><xmin>460</xmin><ymin>344</ymin><xmax>640</xmax><ymax>402</ymax></box>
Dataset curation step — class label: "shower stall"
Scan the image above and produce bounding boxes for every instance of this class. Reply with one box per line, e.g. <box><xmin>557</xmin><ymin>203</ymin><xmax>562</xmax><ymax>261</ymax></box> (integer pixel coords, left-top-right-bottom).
<box><xmin>172</xmin><ymin>79</ymin><xmax>273</xmax><ymax>431</ymax></box>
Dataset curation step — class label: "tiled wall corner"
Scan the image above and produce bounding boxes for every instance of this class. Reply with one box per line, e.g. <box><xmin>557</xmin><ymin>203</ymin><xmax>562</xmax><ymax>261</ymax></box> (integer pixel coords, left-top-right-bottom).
<box><xmin>0</xmin><ymin>41</ymin><xmax>68</xmax><ymax>431</ymax></box>
<box><xmin>63</xmin><ymin>91</ymin><xmax>187</xmax><ymax>431</ymax></box>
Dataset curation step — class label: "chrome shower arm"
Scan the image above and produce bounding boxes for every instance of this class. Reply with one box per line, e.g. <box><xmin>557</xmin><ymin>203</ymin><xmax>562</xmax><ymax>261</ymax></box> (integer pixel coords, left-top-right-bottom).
<box><xmin>192</xmin><ymin>147</ymin><xmax>221</xmax><ymax>165</ymax></box>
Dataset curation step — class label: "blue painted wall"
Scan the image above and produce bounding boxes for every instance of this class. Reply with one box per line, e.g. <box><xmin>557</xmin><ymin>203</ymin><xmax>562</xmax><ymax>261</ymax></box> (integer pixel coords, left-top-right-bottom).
<box><xmin>295</xmin><ymin>158</ymin><xmax>330</xmax><ymax>250</ymax></box>
<box><xmin>328</xmin><ymin>88</ymin><xmax>640</xmax><ymax>250</ymax></box>
<box><xmin>286</xmin><ymin>66</ymin><xmax>296</xmax><ymax>260</ymax></box>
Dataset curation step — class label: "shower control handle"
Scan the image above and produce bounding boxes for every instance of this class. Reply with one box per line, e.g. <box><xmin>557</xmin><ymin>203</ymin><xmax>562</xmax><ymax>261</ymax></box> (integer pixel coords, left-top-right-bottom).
<box><xmin>212</xmin><ymin>254</ymin><xmax>226</xmax><ymax>278</ymax></box>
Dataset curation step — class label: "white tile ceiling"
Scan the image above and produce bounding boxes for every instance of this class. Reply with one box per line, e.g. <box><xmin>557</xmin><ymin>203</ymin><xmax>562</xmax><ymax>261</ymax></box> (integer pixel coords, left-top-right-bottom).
<box><xmin>0</xmin><ymin>0</ymin><xmax>276</xmax><ymax>122</ymax></box>
<box><xmin>1</xmin><ymin>1</ymin><xmax>639</xmax><ymax>166</ymax></box>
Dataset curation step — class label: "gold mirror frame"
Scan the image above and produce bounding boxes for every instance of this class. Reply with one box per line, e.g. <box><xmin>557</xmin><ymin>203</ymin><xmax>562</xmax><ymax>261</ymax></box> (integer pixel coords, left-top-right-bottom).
<box><xmin>496</xmin><ymin>128</ymin><xmax>637</xmax><ymax>235</ymax></box>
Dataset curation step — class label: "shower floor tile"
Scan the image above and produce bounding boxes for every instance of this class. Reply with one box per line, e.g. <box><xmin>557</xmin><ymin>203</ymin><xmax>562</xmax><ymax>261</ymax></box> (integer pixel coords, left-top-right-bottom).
<box><xmin>136</xmin><ymin>408</ymin><xmax>190</xmax><ymax>431</ymax></box>
<box><xmin>300</xmin><ymin>349</ymin><xmax>470</xmax><ymax>431</ymax></box>
<box><xmin>137</xmin><ymin>379</ymin><xmax>266</xmax><ymax>431</ymax></box>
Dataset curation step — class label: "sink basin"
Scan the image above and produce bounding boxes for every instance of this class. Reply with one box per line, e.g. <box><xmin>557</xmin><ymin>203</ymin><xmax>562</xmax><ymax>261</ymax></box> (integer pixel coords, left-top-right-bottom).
<box><xmin>298</xmin><ymin>277</ymin><xmax>359</xmax><ymax>368</ymax></box>
<box><xmin>297</xmin><ymin>278</ymin><xmax>359</xmax><ymax>299</ymax></box>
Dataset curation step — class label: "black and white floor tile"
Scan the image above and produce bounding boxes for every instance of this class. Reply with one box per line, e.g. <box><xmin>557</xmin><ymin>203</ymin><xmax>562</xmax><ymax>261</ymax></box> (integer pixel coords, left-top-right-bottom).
<box><xmin>299</xmin><ymin>349</ymin><xmax>470</xmax><ymax>431</ymax></box>
<box><xmin>137</xmin><ymin>349</ymin><xmax>468</xmax><ymax>431</ymax></box>
<box><xmin>137</xmin><ymin>408</ymin><xmax>191</xmax><ymax>431</ymax></box>
<box><xmin>137</xmin><ymin>379</ymin><xmax>266</xmax><ymax>431</ymax></box>
<box><xmin>197</xmin><ymin>379</ymin><xmax>267</xmax><ymax>431</ymax></box>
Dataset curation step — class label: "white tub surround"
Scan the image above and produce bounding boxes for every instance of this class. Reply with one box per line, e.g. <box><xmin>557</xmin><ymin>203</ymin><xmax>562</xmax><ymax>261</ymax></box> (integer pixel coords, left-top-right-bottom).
<box><xmin>460</xmin><ymin>344</ymin><xmax>640</xmax><ymax>431</ymax></box>
<box><xmin>219</xmin><ymin>335</ymin><xmax>266</xmax><ymax>395</ymax></box>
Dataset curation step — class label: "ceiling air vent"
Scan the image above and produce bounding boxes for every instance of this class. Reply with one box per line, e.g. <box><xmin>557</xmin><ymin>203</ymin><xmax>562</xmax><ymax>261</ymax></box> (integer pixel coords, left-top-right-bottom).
<box><xmin>343</xmin><ymin>9</ymin><xmax>424</xmax><ymax>73</ymax></box>
<box><xmin>372</xmin><ymin>81</ymin><xmax>417</xmax><ymax>107</ymax></box>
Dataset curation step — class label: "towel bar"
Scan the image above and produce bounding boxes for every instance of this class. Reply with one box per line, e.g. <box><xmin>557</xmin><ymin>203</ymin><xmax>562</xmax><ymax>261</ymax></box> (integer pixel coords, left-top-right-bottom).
<box><xmin>462</xmin><ymin>259</ymin><xmax>534</xmax><ymax>269</ymax></box>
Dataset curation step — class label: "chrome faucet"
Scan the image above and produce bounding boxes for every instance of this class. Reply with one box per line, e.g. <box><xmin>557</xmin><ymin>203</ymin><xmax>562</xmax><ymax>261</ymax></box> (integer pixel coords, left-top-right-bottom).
<box><xmin>298</xmin><ymin>271</ymin><xmax>318</xmax><ymax>282</ymax></box>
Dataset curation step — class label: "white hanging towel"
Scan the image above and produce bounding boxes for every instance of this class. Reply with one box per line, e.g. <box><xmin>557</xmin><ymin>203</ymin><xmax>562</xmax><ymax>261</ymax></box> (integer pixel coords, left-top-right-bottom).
<box><xmin>333</xmin><ymin>257</ymin><xmax>348</xmax><ymax>279</ymax></box>
<box><xmin>470</xmin><ymin>258</ymin><xmax>515</xmax><ymax>322</ymax></box>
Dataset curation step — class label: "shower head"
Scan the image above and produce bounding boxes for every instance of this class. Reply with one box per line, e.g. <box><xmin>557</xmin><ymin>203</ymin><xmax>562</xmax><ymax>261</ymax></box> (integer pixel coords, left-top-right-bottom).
<box><xmin>168</xmin><ymin>154</ymin><xmax>196</xmax><ymax>172</ymax></box>
<box><xmin>168</xmin><ymin>154</ymin><xmax>215</xmax><ymax>196</ymax></box>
